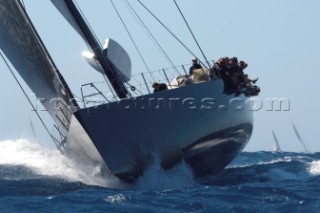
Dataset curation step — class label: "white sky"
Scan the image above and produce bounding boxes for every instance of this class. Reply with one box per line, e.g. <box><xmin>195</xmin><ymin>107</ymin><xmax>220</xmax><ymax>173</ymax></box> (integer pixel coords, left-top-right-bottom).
<box><xmin>1</xmin><ymin>0</ymin><xmax>320</xmax><ymax>152</ymax></box>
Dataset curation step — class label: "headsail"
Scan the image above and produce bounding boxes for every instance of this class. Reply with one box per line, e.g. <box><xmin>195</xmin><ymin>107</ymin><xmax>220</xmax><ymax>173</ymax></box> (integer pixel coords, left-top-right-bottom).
<box><xmin>292</xmin><ymin>123</ymin><xmax>309</xmax><ymax>153</ymax></box>
<box><xmin>50</xmin><ymin>0</ymin><xmax>129</xmax><ymax>98</ymax></box>
<box><xmin>0</xmin><ymin>0</ymin><xmax>78</xmax><ymax>135</ymax></box>
<box><xmin>272</xmin><ymin>130</ymin><xmax>282</xmax><ymax>152</ymax></box>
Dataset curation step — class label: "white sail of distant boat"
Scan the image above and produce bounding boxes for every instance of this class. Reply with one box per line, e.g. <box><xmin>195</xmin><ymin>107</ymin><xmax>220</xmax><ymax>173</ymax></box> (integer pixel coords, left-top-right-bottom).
<box><xmin>29</xmin><ymin>117</ymin><xmax>37</xmax><ymax>139</ymax></box>
<box><xmin>292</xmin><ymin>123</ymin><xmax>309</xmax><ymax>153</ymax></box>
<box><xmin>272</xmin><ymin>130</ymin><xmax>282</xmax><ymax>152</ymax></box>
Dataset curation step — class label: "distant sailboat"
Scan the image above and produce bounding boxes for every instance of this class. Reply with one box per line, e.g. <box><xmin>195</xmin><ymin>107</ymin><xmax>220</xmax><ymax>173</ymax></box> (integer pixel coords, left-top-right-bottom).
<box><xmin>292</xmin><ymin>123</ymin><xmax>309</xmax><ymax>153</ymax></box>
<box><xmin>29</xmin><ymin>117</ymin><xmax>37</xmax><ymax>139</ymax></box>
<box><xmin>272</xmin><ymin>130</ymin><xmax>282</xmax><ymax>152</ymax></box>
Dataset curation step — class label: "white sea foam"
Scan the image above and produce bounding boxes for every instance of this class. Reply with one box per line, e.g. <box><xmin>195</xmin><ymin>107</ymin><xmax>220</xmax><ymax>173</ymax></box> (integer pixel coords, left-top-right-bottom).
<box><xmin>229</xmin><ymin>158</ymin><xmax>290</xmax><ymax>169</ymax></box>
<box><xmin>0</xmin><ymin>139</ymin><xmax>195</xmax><ymax>191</ymax></box>
<box><xmin>0</xmin><ymin>139</ymin><xmax>122</xmax><ymax>188</ymax></box>
<box><xmin>105</xmin><ymin>194</ymin><xmax>127</xmax><ymax>204</ymax></box>
<box><xmin>309</xmin><ymin>161</ymin><xmax>320</xmax><ymax>176</ymax></box>
<box><xmin>264</xmin><ymin>158</ymin><xmax>320</xmax><ymax>181</ymax></box>
<box><xmin>134</xmin><ymin>155</ymin><xmax>195</xmax><ymax>191</ymax></box>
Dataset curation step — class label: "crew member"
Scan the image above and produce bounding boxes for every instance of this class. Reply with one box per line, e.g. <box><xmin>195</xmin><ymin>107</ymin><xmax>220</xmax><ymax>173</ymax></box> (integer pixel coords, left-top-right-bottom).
<box><xmin>189</xmin><ymin>57</ymin><xmax>202</xmax><ymax>75</ymax></box>
<box><xmin>152</xmin><ymin>82</ymin><xmax>168</xmax><ymax>93</ymax></box>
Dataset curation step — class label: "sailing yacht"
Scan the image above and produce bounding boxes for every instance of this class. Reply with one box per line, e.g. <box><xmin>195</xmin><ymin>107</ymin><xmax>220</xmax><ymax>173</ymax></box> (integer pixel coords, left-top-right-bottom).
<box><xmin>292</xmin><ymin>123</ymin><xmax>309</xmax><ymax>153</ymax></box>
<box><xmin>0</xmin><ymin>0</ymin><xmax>257</xmax><ymax>183</ymax></box>
<box><xmin>272</xmin><ymin>130</ymin><xmax>282</xmax><ymax>153</ymax></box>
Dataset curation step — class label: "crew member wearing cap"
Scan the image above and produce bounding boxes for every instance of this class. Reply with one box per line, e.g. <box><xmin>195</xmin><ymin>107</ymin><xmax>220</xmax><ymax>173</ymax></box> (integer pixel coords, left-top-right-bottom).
<box><xmin>189</xmin><ymin>57</ymin><xmax>202</xmax><ymax>75</ymax></box>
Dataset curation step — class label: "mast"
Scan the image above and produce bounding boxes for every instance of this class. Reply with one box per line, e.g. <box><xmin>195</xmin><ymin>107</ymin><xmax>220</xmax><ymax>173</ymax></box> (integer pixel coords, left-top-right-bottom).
<box><xmin>63</xmin><ymin>0</ymin><xmax>128</xmax><ymax>99</ymax></box>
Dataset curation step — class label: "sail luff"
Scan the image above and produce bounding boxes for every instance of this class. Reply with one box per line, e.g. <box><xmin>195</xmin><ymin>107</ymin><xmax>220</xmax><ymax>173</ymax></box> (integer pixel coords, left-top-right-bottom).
<box><xmin>0</xmin><ymin>0</ymin><xmax>78</xmax><ymax>131</ymax></box>
<box><xmin>52</xmin><ymin>0</ymin><xmax>128</xmax><ymax>99</ymax></box>
<box><xmin>16</xmin><ymin>0</ymin><xmax>79</xmax><ymax>110</ymax></box>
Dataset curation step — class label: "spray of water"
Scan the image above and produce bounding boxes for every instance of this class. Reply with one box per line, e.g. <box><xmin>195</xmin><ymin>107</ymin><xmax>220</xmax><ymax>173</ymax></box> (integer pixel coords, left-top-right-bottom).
<box><xmin>134</xmin><ymin>154</ymin><xmax>195</xmax><ymax>191</ymax></box>
<box><xmin>0</xmin><ymin>139</ymin><xmax>196</xmax><ymax>191</ymax></box>
<box><xmin>309</xmin><ymin>161</ymin><xmax>320</xmax><ymax>176</ymax></box>
<box><xmin>0</xmin><ymin>139</ymin><xmax>122</xmax><ymax>188</ymax></box>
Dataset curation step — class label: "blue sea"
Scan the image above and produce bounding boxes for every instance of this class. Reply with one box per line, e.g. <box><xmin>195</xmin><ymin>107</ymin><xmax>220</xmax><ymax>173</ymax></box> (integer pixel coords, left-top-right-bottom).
<box><xmin>0</xmin><ymin>139</ymin><xmax>319</xmax><ymax>212</ymax></box>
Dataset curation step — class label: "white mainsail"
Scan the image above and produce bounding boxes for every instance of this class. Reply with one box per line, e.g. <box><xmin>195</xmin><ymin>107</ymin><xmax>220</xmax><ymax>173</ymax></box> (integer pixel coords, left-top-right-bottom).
<box><xmin>292</xmin><ymin>123</ymin><xmax>309</xmax><ymax>153</ymax></box>
<box><xmin>272</xmin><ymin>130</ymin><xmax>282</xmax><ymax>152</ymax></box>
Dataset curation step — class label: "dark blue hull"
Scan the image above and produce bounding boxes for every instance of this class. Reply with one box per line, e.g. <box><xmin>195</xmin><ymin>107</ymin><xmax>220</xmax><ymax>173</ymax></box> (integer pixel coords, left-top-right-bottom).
<box><xmin>69</xmin><ymin>80</ymin><xmax>253</xmax><ymax>183</ymax></box>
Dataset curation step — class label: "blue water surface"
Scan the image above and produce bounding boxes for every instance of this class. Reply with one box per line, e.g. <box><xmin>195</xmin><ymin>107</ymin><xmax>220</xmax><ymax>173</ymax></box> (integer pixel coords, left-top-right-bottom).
<box><xmin>0</xmin><ymin>139</ymin><xmax>319</xmax><ymax>212</ymax></box>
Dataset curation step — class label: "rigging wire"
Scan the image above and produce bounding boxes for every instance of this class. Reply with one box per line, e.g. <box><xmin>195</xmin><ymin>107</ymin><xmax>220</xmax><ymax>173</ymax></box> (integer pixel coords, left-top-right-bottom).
<box><xmin>123</xmin><ymin>0</ymin><xmax>180</xmax><ymax>75</ymax></box>
<box><xmin>136</xmin><ymin>0</ymin><xmax>207</xmax><ymax>68</ymax></box>
<box><xmin>109</xmin><ymin>0</ymin><xmax>156</xmax><ymax>82</ymax></box>
<box><xmin>173</xmin><ymin>0</ymin><xmax>211</xmax><ymax>68</ymax></box>
<box><xmin>0</xmin><ymin>51</ymin><xmax>58</xmax><ymax>149</ymax></box>
<box><xmin>74</xmin><ymin>0</ymin><xmax>102</xmax><ymax>47</ymax></box>
<box><xmin>74</xmin><ymin>0</ymin><xmax>127</xmax><ymax>99</ymax></box>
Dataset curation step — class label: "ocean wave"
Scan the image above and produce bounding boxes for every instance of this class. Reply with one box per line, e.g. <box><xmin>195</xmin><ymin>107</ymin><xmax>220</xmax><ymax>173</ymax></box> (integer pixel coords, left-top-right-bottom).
<box><xmin>104</xmin><ymin>194</ymin><xmax>127</xmax><ymax>204</ymax></box>
<box><xmin>309</xmin><ymin>161</ymin><xmax>320</xmax><ymax>176</ymax></box>
<box><xmin>1</xmin><ymin>139</ymin><xmax>319</xmax><ymax>191</ymax></box>
<box><xmin>0</xmin><ymin>139</ymin><xmax>120</xmax><ymax>188</ymax></box>
<box><xmin>0</xmin><ymin>139</ymin><xmax>194</xmax><ymax>191</ymax></box>
<box><xmin>202</xmin><ymin>152</ymin><xmax>320</xmax><ymax>186</ymax></box>
<box><xmin>134</xmin><ymin>156</ymin><xmax>195</xmax><ymax>191</ymax></box>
